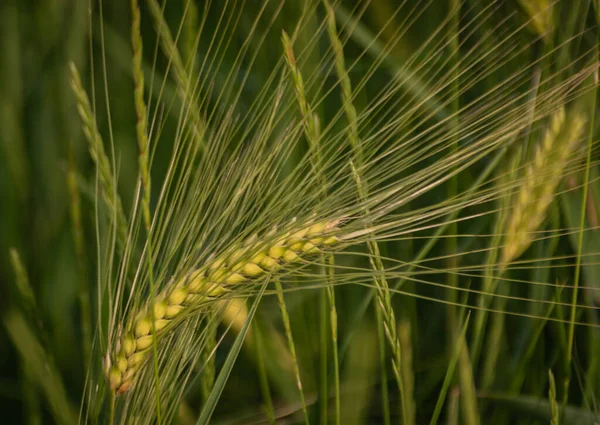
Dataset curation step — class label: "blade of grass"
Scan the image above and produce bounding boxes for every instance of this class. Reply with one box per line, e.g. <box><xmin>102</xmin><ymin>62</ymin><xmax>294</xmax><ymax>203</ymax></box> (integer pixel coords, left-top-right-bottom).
<box><xmin>565</xmin><ymin>26</ymin><xmax>598</xmax><ymax>407</ymax></box>
<box><xmin>482</xmin><ymin>392</ymin><xmax>598</xmax><ymax>424</ymax></box>
<box><xmin>430</xmin><ymin>313</ymin><xmax>471</xmax><ymax>425</ymax></box>
<box><xmin>196</xmin><ymin>282</ymin><xmax>267</xmax><ymax>425</ymax></box>
<box><xmin>67</xmin><ymin>145</ymin><xmax>93</xmax><ymax>372</ymax></box>
<box><xmin>4</xmin><ymin>310</ymin><xmax>77</xmax><ymax>425</ymax></box>
<box><xmin>252</xmin><ymin>319</ymin><xmax>276</xmax><ymax>425</ymax></box>
<box><xmin>274</xmin><ymin>276</ymin><xmax>311</xmax><ymax>425</ymax></box>
<box><xmin>549</xmin><ymin>369</ymin><xmax>560</xmax><ymax>425</ymax></box>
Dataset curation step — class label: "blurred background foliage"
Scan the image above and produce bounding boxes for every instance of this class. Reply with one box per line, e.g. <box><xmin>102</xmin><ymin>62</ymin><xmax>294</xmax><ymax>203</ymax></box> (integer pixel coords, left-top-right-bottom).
<box><xmin>1</xmin><ymin>0</ymin><xmax>599</xmax><ymax>424</ymax></box>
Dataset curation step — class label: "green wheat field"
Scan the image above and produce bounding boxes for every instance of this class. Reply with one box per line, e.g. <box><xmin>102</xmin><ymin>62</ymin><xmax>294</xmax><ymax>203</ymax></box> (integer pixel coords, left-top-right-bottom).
<box><xmin>1</xmin><ymin>0</ymin><xmax>600</xmax><ymax>424</ymax></box>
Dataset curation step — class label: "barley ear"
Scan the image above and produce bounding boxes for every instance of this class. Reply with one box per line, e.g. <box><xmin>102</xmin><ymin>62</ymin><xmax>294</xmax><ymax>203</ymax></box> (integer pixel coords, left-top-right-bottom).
<box><xmin>501</xmin><ymin>107</ymin><xmax>585</xmax><ymax>266</ymax></box>
<box><xmin>69</xmin><ymin>63</ymin><xmax>128</xmax><ymax>252</ymax></box>
<box><xmin>109</xmin><ymin>219</ymin><xmax>343</xmax><ymax>394</ymax></box>
<box><xmin>281</xmin><ymin>29</ymin><xmax>330</xmax><ymax>425</ymax></box>
<box><xmin>322</xmin><ymin>3</ymin><xmax>413</xmax><ymax>423</ymax></box>
<box><xmin>131</xmin><ymin>0</ymin><xmax>152</xmax><ymax>229</ymax></box>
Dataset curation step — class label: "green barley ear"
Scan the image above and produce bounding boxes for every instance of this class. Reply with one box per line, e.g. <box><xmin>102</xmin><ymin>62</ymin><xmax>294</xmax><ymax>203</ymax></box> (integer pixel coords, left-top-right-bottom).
<box><xmin>131</xmin><ymin>0</ymin><xmax>152</xmax><ymax>229</ymax></box>
<box><xmin>501</xmin><ymin>107</ymin><xmax>586</xmax><ymax>266</ymax></box>
<box><xmin>69</xmin><ymin>63</ymin><xmax>128</xmax><ymax>251</ymax></box>
<box><xmin>322</xmin><ymin>2</ymin><xmax>413</xmax><ymax>421</ymax></box>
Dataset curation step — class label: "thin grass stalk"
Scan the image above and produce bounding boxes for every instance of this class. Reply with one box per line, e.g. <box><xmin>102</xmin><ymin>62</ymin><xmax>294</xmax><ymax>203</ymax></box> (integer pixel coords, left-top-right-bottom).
<box><xmin>446</xmin><ymin>388</ymin><xmax>459</xmax><ymax>425</ymax></box>
<box><xmin>446</xmin><ymin>0</ymin><xmax>460</xmax><ymax>304</ymax></box>
<box><xmin>457</xmin><ymin>341</ymin><xmax>480</xmax><ymax>425</ymax></box>
<box><xmin>70</xmin><ymin>63</ymin><xmax>128</xmax><ymax>252</ymax></box>
<box><xmin>282</xmin><ymin>29</ymin><xmax>331</xmax><ymax>425</ymax></box>
<box><xmin>325</xmin><ymin>254</ymin><xmax>340</xmax><ymax>425</ymax></box>
<box><xmin>314</xmin><ymin>110</ymin><xmax>330</xmax><ymax>425</ymax></box>
<box><xmin>549</xmin><ymin>369</ymin><xmax>559</xmax><ymax>425</ymax></box>
<box><xmin>565</xmin><ymin>65</ymin><xmax>597</xmax><ymax>407</ymax></box>
<box><xmin>446</xmin><ymin>3</ymin><xmax>462</xmax><ymax>419</ymax></box>
<box><xmin>471</xmin><ymin>148</ymin><xmax>521</xmax><ymax>376</ymax></box>
<box><xmin>10</xmin><ymin>248</ymin><xmax>36</xmax><ymax>318</ymax></box>
<box><xmin>10</xmin><ymin>231</ymin><xmax>44</xmax><ymax>425</ymax></box>
<box><xmin>4</xmin><ymin>311</ymin><xmax>77</xmax><ymax>425</ymax></box>
<box><xmin>196</xmin><ymin>284</ymin><xmax>267</xmax><ymax>425</ymax></box>
<box><xmin>67</xmin><ymin>146</ymin><xmax>92</xmax><ymax>372</ymax></box>
<box><xmin>319</xmin><ymin>286</ymin><xmax>328</xmax><ymax>425</ymax></box>
<box><xmin>274</xmin><ymin>276</ymin><xmax>311</xmax><ymax>425</ymax></box>
<box><xmin>252</xmin><ymin>321</ymin><xmax>276</xmax><ymax>425</ymax></box>
<box><xmin>131</xmin><ymin>1</ymin><xmax>162</xmax><ymax>419</ymax></box>
<box><xmin>481</xmin><ymin>291</ymin><xmax>508</xmax><ymax>390</ymax></box>
<box><xmin>430</xmin><ymin>313</ymin><xmax>471</xmax><ymax>425</ymax></box>
<box><xmin>469</xmin><ymin>226</ymin><xmax>501</xmax><ymax>370</ymax></box>
<box><xmin>470</xmin><ymin>128</ymin><xmax>529</xmax><ymax>369</ymax></box>
<box><xmin>281</xmin><ymin>31</ymin><xmax>324</xmax><ymax>183</ymax></box>
<box><xmin>398</xmin><ymin>321</ymin><xmax>415</xmax><ymax>425</ymax></box>
<box><xmin>375</xmin><ymin>307</ymin><xmax>391</xmax><ymax>425</ymax></box>
<box><xmin>0</xmin><ymin>1</ymin><xmax>28</xmax><ymax>199</ymax></box>
<box><xmin>322</xmin><ymin>2</ymin><xmax>412</xmax><ymax>423</ymax></box>
<box><xmin>562</xmin><ymin>24</ymin><xmax>600</xmax><ymax>408</ymax></box>
<box><xmin>509</xmin><ymin>288</ymin><xmax>560</xmax><ymax>392</ymax></box>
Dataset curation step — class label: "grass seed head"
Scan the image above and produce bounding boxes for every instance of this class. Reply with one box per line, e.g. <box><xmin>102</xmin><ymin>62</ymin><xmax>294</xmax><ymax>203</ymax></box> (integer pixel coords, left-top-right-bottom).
<box><xmin>501</xmin><ymin>107</ymin><xmax>586</xmax><ymax>266</ymax></box>
<box><xmin>108</xmin><ymin>219</ymin><xmax>343</xmax><ymax>394</ymax></box>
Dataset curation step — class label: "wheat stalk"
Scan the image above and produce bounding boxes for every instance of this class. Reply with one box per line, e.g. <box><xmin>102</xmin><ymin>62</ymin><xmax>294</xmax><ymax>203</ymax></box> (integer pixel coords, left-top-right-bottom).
<box><xmin>107</xmin><ymin>218</ymin><xmax>342</xmax><ymax>394</ymax></box>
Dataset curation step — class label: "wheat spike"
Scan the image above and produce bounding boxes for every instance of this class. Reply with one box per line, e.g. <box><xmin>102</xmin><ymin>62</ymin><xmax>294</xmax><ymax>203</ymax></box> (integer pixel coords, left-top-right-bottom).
<box><xmin>501</xmin><ymin>107</ymin><xmax>585</xmax><ymax>266</ymax></box>
<box><xmin>107</xmin><ymin>219</ymin><xmax>342</xmax><ymax>394</ymax></box>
